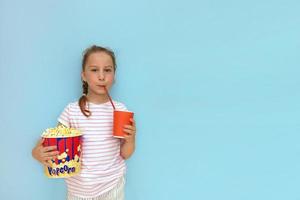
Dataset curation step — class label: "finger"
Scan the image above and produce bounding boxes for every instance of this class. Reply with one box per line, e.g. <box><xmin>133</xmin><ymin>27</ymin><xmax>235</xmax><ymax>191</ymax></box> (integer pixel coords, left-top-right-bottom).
<box><xmin>43</xmin><ymin>146</ymin><xmax>57</xmax><ymax>152</ymax></box>
<box><xmin>45</xmin><ymin>151</ymin><xmax>59</xmax><ymax>157</ymax></box>
<box><xmin>43</xmin><ymin>160</ymin><xmax>53</xmax><ymax>168</ymax></box>
<box><xmin>123</xmin><ymin>135</ymin><xmax>129</xmax><ymax>140</ymax></box>
<box><xmin>123</xmin><ymin>128</ymin><xmax>135</xmax><ymax>135</ymax></box>
<box><xmin>123</xmin><ymin>125</ymin><xmax>135</xmax><ymax>130</ymax></box>
<box><xmin>124</xmin><ymin>125</ymin><xmax>136</xmax><ymax>133</ymax></box>
<box><xmin>122</xmin><ymin>134</ymin><xmax>130</xmax><ymax>140</ymax></box>
<box><xmin>130</xmin><ymin>118</ymin><xmax>136</xmax><ymax>126</ymax></box>
<box><xmin>44</xmin><ymin>156</ymin><xmax>56</xmax><ymax>161</ymax></box>
<box><xmin>37</xmin><ymin>138</ymin><xmax>45</xmax><ymax>146</ymax></box>
<box><xmin>124</xmin><ymin>126</ymin><xmax>136</xmax><ymax>134</ymax></box>
<box><xmin>129</xmin><ymin>119</ymin><xmax>136</xmax><ymax>132</ymax></box>
<box><xmin>42</xmin><ymin>161</ymin><xmax>48</xmax><ymax>167</ymax></box>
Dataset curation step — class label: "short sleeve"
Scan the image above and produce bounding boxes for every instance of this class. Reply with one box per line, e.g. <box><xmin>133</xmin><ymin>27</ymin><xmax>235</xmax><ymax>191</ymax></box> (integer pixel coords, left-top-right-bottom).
<box><xmin>116</xmin><ymin>102</ymin><xmax>128</xmax><ymax>112</ymax></box>
<box><xmin>57</xmin><ymin>104</ymin><xmax>71</xmax><ymax>127</ymax></box>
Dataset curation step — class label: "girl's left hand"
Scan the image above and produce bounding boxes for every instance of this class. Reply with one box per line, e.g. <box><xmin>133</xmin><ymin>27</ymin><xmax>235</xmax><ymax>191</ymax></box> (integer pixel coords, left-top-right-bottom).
<box><xmin>123</xmin><ymin>118</ymin><xmax>136</xmax><ymax>143</ymax></box>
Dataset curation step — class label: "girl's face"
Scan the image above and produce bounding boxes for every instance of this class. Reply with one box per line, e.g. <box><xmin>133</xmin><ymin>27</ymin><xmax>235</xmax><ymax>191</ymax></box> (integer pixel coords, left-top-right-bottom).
<box><xmin>81</xmin><ymin>51</ymin><xmax>115</xmax><ymax>98</ymax></box>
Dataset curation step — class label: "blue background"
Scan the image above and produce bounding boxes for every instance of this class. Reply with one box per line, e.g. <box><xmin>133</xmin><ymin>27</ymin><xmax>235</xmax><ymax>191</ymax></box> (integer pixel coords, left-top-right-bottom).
<box><xmin>1</xmin><ymin>0</ymin><xmax>299</xmax><ymax>199</ymax></box>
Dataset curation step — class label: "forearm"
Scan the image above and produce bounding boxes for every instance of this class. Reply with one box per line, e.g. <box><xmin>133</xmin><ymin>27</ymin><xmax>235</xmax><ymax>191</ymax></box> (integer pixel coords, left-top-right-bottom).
<box><xmin>120</xmin><ymin>141</ymin><xmax>135</xmax><ymax>160</ymax></box>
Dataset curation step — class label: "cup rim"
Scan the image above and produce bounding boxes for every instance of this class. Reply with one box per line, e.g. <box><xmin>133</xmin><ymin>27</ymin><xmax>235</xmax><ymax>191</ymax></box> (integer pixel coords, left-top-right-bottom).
<box><xmin>114</xmin><ymin>110</ymin><xmax>134</xmax><ymax>113</ymax></box>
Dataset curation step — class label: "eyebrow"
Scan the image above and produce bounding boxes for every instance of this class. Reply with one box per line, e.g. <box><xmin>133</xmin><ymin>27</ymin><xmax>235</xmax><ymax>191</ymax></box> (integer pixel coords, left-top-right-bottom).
<box><xmin>87</xmin><ymin>65</ymin><xmax>113</xmax><ymax>68</ymax></box>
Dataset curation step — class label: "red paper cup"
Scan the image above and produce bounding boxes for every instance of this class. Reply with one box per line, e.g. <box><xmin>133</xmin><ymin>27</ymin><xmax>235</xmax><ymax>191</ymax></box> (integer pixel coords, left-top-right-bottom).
<box><xmin>113</xmin><ymin>110</ymin><xmax>134</xmax><ymax>138</ymax></box>
<box><xmin>42</xmin><ymin>135</ymin><xmax>82</xmax><ymax>178</ymax></box>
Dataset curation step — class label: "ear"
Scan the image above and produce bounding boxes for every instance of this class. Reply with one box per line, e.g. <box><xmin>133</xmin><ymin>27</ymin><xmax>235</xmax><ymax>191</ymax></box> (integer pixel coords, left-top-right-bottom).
<box><xmin>113</xmin><ymin>71</ymin><xmax>116</xmax><ymax>84</ymax></box>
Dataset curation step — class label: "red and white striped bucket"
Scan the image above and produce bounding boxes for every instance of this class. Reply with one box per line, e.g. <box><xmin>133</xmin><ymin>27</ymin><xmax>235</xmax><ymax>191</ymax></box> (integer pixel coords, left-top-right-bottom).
<box><xmin>42</xmin><ymin>126</ymin><xmax>82</xmax><ymax>178</ymax></box>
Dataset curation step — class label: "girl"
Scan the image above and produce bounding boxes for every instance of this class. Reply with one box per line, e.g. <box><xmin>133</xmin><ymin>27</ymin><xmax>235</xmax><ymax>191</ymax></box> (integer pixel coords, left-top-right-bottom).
<box><xmin>32</xmin><ymin>45</ymin><xmax>136</xmax><ymax>200</ymax></box>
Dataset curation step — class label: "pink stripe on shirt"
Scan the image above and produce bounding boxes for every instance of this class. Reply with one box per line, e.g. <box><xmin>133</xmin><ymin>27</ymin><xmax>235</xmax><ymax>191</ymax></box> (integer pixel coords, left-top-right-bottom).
<box><xmin>58</xmin><ymin>100</ymin><xmax>127</xmax><ymax>198</ymax></box>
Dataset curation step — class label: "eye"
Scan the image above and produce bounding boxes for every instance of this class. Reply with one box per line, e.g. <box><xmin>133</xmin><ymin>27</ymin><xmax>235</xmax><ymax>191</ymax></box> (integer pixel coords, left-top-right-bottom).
<box><xmin>104</xmin><ymin>68</ymin><xmax>112</xmax><ymax>72</ymax></box>
<box><xmin>91</xmin><ymin>69</ymin><xmax>98</xmax><ymax>72</ymax></box>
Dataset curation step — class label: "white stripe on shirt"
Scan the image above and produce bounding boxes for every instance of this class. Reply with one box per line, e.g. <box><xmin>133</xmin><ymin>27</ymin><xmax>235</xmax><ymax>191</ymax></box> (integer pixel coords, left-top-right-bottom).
<box><xmin>58</xmin><ymin>100</ymin><xmax>127</xmax><ymax>198</ymax></box>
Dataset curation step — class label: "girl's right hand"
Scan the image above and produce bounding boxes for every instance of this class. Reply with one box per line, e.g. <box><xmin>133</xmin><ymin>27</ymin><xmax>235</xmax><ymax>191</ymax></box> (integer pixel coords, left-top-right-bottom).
<box><xmin>32</xmin><ymin>138</ymin><xmax>59</xmax><ymax>167</ymax></box>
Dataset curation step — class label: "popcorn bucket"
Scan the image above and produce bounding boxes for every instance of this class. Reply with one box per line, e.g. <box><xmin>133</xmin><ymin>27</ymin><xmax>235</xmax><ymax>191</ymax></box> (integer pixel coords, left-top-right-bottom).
<box><xmin>42</xmin><ymin>126</ymin><xmax>82</xmax><ymax>178</ymax></box>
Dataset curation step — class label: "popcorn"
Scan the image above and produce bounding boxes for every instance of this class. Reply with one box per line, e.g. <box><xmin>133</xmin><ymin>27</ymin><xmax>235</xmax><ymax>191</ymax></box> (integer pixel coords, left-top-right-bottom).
<box><xmin>42</xmin><ymin>126</ymin><xmax>82</xmax><ymax>138</ymax></box>
<box><xmin>57</xmin><ymin>151</ymin><xmax>68</xmax><ymax>160</ymax></box>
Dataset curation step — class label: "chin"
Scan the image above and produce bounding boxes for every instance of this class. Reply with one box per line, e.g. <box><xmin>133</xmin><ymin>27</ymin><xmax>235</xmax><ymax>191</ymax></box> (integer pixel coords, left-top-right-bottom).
<box><xmin>95</xmin><ymin>91</ymin><xmax>106</xmax><ymax>95</ymax></box>
<box><xmin>89</xmin><ymin>89</ymin><xmax>106</xmax><ymax>96</ymax></box>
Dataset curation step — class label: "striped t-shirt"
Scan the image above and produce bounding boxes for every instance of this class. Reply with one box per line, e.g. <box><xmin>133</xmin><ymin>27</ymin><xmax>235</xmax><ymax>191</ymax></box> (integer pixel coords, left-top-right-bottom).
<box><xmin>58</xmin><ymin>100</ymin><xmax>127</xmax><ymax>198</ymax></box>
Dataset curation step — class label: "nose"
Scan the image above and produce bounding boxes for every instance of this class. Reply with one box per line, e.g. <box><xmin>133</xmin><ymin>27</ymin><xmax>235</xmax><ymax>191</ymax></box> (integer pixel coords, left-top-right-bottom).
<box><xmin>98</xmin><ymin>71</ymin><xmax>104</xmax><ymax>80</ymax></box>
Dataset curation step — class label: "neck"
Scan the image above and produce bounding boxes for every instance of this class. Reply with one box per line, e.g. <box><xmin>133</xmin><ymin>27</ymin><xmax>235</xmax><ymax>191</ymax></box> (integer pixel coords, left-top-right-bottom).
<box><xmin>86</xmin><ymin>93</ymin><xmax>110</xmax><ymax>104</ymax></box>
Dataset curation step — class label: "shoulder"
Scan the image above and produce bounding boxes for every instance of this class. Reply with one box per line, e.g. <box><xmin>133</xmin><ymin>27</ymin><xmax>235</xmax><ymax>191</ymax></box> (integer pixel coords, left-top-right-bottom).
<box><xmin>68</xmin><ymin>101</ymin><xmax>80</xmax><ymax>108</ymax></box>
<box><xmin>63</xmin><ymin>101</ymin><xmax>80</xmax><ymax>111</ymax></box>
<box><xmin>112</xmin><ymin>100</ymin><xmax>128</xmax><ymax>111</ymax></box>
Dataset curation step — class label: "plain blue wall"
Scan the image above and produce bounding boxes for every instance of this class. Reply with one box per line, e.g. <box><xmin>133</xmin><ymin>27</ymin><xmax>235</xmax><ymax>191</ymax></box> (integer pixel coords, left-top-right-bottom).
<box><xmin>1</xmin><ymin>0</ymin><xmax>299</xmax><ymax>199</ymax></box>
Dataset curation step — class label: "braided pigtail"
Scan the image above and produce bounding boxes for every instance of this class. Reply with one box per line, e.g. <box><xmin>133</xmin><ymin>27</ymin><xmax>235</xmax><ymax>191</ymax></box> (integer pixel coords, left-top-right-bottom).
<box><xmin>79</xmin><ymin>81</ymin><xmax>91</xmax><ymax>117</ymax></box>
